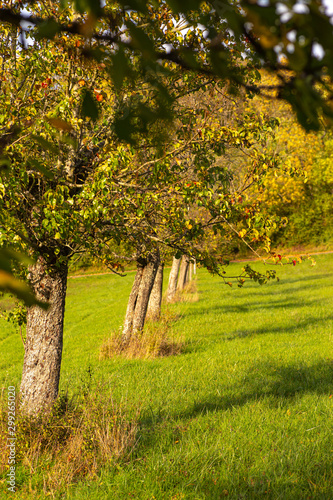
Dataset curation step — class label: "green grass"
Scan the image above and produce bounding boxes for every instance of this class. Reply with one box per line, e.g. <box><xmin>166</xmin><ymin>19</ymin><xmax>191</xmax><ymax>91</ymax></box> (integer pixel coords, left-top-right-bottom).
<box><xmin>1</xmin><ymin>254</ymin><xmax>333</xmax><ymax>498</ymax></box>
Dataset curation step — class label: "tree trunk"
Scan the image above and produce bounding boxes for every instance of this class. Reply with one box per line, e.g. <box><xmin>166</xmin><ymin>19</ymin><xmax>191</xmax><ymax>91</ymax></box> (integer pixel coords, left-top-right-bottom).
<box><xmin>20</xmin><ymin>257</ymin><xmax>68</xmax><ymax>416</ymax></box>
<box><xmin>177</xmin><ymin>255</ymin><xmax>190</xmax><ymax>291</ymax></box>
<box><xmin>146</xmin><ymin>262</ymin><xmax>164</xmax><ymax>321</ymax></box>
<box><xmin>122</xmin><ymin>251</ymin><xmax>160</xmax><ymax>341</ymax></box>
<box><xmin>122</xmin><ymin>263</ymin><xmax>145</xmax><ymax>341</ymax></box>
<box><xmin>189</xmin><ymin>261</ymin><xmax>193</xmax><ymax>281</ymax></box>
<box><xmin>166</xmin><ymin>256</ymin><xmax>180</xmax><ymax>303</ymax></box>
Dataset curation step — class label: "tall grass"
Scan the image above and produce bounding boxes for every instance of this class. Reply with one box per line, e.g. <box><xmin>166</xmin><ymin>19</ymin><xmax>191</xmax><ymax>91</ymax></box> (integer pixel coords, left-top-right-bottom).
<box><xmin>0</xmin><ymin>386</ymin><xmax>138</xmax><ymax>498</ymax></box>
<box><xmin>100</xmin><ymin>309</ymin><xmax>184</xmax><ymax>360</ymax></box>
<box><xmin>0</xmin><ymin>254</ymin><xmax>333</xmax><ymax>498</ymax></box>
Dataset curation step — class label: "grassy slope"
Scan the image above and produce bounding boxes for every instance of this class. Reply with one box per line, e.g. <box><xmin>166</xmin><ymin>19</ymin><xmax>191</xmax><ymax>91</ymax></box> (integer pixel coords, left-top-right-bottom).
<box><xmin>1</xmin><ymin>254</ymin><xmax>333</xmax><ymax>499</ymax></box>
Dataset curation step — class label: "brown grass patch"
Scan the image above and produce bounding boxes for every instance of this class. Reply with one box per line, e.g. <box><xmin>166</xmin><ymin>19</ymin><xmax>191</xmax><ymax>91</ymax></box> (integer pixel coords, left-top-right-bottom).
<box><xmin>0</xmin><ymin>388</ymin><xmax>138</xmax><ymax>496</ymax></box>
<box><xmin>100</xmin><ymin>309</ymin><xmax>184</xmax><ymax>360</ymax></box>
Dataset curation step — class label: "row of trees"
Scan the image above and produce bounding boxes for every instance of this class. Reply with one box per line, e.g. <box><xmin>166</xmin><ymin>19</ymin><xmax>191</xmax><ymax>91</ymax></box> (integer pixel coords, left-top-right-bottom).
<box><xmin>1</xmin><ymin>0</ymin><xmax>332</xmax><ymax>415</ymax></box>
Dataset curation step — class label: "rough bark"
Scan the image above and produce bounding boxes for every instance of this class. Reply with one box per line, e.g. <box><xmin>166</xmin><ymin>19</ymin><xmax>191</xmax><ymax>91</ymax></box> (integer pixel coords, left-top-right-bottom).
<box><xmin>177</xmin><ymin>255</ymin><xmax>190</xmax><ymax>291</ymax></box>
<box><xmin>146</xmin><ymin>262</ymin><xmax>164</xmax><ymax>321</ymax></box>
<box><xmin>166</xmin><ymin>256</ymin><xmax>181</xmax><ymax>303</ymax></box>
<box><xmin>122</xmin><ymin>263</ymin><xmax>145</xmax><ymax>341</ymax></box>
<box><xmin>20</xmin><ymin>257</ymin><xmax>68</xmax><ymax>416</ymax></box>
<box><xmin>122</xmin><ymin>251</ymin><xmax>160</xmax><ymax>341</ymax></box>
<box><xmin>132</xmin><ymin>253</ymin><xmax>160</xmax><ymax>333</ymax></box>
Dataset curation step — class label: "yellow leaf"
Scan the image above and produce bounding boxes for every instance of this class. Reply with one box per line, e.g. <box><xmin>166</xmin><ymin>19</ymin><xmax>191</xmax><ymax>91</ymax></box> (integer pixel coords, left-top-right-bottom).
<box><xmin>47</xmin><ymin>118</ymin><xmax>73</xmax><ymax>131</ymax></box>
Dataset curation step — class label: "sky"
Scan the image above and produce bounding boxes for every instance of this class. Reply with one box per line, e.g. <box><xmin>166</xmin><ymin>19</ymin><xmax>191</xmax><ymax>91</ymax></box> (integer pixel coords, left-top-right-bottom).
<box><xmin>323</xmin><ymin>0</ymin><xmax>333</xmax><ymax>14</ymax></box>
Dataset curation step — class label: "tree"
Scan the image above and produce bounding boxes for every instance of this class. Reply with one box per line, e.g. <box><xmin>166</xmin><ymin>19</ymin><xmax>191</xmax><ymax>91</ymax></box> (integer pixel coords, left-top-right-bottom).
<box><xmin>1</xmin><ymin>16</ymin><xmax>184</xmax><ymax>412</ymax></box>
<box><xmin>1</xmin><ymin>0</ymin><xmax>325</xmax><ymax>414</ymax></box>
<box><xmin>1</xmin><ymin>0</ymin><xmax>333</xmax><ymax>298</ymax></box>
<box><xmin>122</xmin><ymin>249</ymin><xmax>160</xmax><ymax>342</ymax></box>
<box><xmin>114</xmin><ymin>92</ymin><xmax>282</xmax><ymax>341</ymax></box>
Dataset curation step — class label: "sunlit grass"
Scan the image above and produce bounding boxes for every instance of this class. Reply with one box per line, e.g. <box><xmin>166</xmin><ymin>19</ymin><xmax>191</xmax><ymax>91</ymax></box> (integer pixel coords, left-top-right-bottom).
<box><xmin>1</xmin><ymin>254</ymin><xmax>333</xmax><ymax>498</ymax></box>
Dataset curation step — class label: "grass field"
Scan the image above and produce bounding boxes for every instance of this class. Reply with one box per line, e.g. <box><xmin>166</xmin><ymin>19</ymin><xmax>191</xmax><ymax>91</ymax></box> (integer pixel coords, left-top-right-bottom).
<box><xmin>1</xmin><ymin>254</ymin><xmax>333</xmax><ymax>499</ymax></box>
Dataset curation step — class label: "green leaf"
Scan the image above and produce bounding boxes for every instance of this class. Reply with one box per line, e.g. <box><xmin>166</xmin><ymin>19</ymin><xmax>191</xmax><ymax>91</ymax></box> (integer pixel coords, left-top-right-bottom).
<box><xmin>81</xmin><ymin>89</ymin><xmax>99</xmax><ymax>121</ymax></box>
<box><xmin>166</xmin><ymin>0</ymin><xmax>202</xmax><ymax>13</ymax></box>
<box><xmin>82</xmin><ymin>0</ymin><xmax>102</xmax><ymax>16</ymax></box>
<box><xmin>0</xmin><ymin>156</ymin><xmax>10</xmax><ymax>171</ymax></box>
<box><xmin>0</xmin><ymin>248</ymin><xmax>48</xmax><ymax>309</ymax></box>
<box><xmin>27</xmin><ymin>159</ymin><xmax>54</xmax><ymax>179</ymax></box>
<box><xmin>35</xmin><ymin>19</ymin><xmax>60</xmax><ymax>40</ymax></box>
<box><xmin>109</xmin><ymin>47</ymin><xmax>131</xmax><ymax>91</ymax></box>
<box><xmin>114</xmin><ymin>110</ymin><xmax>135</xmax><ymax>143</ymax></box>
<box><xmin>179</xmin><ymin>49</ymin><xmax>201</xmax><ymax>70</ymax></box>
<box><xmin>127</xmin><ymin>22</ymin><xmax>155</xmax><ymax>59</ymax></box>
<box><xmin>31</xmin><ymin>135</ymin><xmax>58</xmax><ymax>154</ymax></box>
<box><xmin>287</xmin><ymin>44</ymin><xmax>308</xmax><ymax>72</ymax></box>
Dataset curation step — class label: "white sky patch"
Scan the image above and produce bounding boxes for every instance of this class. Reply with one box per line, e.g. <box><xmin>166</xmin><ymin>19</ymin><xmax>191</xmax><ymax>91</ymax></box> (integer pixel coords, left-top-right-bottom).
<box><xmin>276</xmin><ymin>0</ymin><xmax>332</xmax><ymax>60</ymax></box>
<box><xmin>312</xmin><ymin>41</ymin><xmax>325</xmax><ymax>59</ymax></box>
<box><xmin>323</xmin><ymin>0</ymin><xmax>333</xmax><ymax>14</ymax></box>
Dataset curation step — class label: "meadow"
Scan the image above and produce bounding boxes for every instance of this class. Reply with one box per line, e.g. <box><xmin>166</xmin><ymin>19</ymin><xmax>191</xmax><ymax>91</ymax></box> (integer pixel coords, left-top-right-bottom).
<box><xmin>1</xmin><ymin>253</ymin><xmax>333</xmax><ymax>499</ymax></box>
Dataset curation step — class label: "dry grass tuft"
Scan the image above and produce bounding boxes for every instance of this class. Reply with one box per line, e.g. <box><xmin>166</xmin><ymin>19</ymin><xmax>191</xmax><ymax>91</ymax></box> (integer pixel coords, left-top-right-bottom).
<box><xmin>0</xmin><ymin>388</ymin><xmax>138</xmax><ymax>495</ymax></box>
<box><xmin>100</xmin><ymin>309</ymin><xmax>184</xmax><ymax>360</ymax></box>
<box><xmin>172</xmin><ymin>278</ymin><xmax>199</xmax><ymax>303</ymax></box>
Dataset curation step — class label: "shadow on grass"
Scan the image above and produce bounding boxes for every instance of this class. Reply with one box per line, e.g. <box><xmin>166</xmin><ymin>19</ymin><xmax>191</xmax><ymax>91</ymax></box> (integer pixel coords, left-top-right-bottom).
<box><xmin>135</xmin><ymin>358</ymin><xmax>333</xmax><ymax>499</ymax></box>
<box><xmin>138</xmin><ymin>358</ymin><xmax>333</xmax><ymax>431</ymax></box>
<box><xmin>182</xmin><ymin>295</ymin><xmax>331</xmax><ymax>323</ymax></box>
<box><xmin>182</xmin><ymin>271</ymin><xmax>333</xmax><ymax>326</ymax></box>
<box><xmin>237</xmin><ymin>280</ymin><xmax>333</xmax><ymax>298</ymax></box>
<box><xmin>173</xmin><ymin>359</ymin><xmax>333</xmax><ymax>421</ymax></box>
<box><xmin>225</xmin><ymin>313</ymin><xmax>333</xmax><ymax>340</ymax></box>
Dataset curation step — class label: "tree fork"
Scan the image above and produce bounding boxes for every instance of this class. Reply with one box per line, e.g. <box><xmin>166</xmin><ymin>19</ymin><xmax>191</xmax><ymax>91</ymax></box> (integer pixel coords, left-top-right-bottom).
<box><xmin>19</xmin><ymin>257</ymin><xmax>68</xmax><ymax>416</ymax></box>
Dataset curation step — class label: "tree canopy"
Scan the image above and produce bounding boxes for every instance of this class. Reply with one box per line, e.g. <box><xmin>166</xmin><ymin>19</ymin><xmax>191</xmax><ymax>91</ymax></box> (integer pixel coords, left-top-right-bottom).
<box><xmin>1</xmin><ymin>0</ymin><xmax>332</xmax><ymax>129</ymax></box>
<box><xmin>1</xmin><ymin>0</ymin><xmax>333</xmax><ymax>302</ymax></box>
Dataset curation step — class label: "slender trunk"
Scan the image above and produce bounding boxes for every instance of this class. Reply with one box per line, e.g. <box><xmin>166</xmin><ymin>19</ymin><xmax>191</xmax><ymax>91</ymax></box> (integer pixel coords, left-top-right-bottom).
<box><xmin>184</xmin><ymin>260</ymin><xmax>189</xmax><ymax>284</ymax></box>
<box><xmin>122</xmin><ymin>251</ymin><xmax>160</xmax><ymax>341</ymax></box>
<box><xmin>20</xmin><ymin>257</ymin><xmax>68</xmax><ymax>416</ymax></box>
<box><xmin>177</xmin><ymin>255</ymin><xmax>190</xmax><ymax>291</ymax></box>
<box><xmin>147</xmin><ymin>262</ymin><xmax>164</xmax><ymax>321</ymax></box>
<box><xmin>132</xmin><ymin>252</ymin><xmax>159</xmax><ymax>334</ymax></box>
<box><xmin>193</xmin><ymin>258</ymin><xmax>196</xmax><ymax>275</ymax></box>
<box><xmin>189</xmin><ymin>261</ymin><xmax>193</xmax><ymax>282</ymax></box>
<box><xmin>166</xmin><ymin>256</ymin><xmax>180</xmax><ymax>303</ymax></box>
<box><xmin>122</xmin><ymin>263</ymin><xmax>144</xmax><ymax>341</ymax></box>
